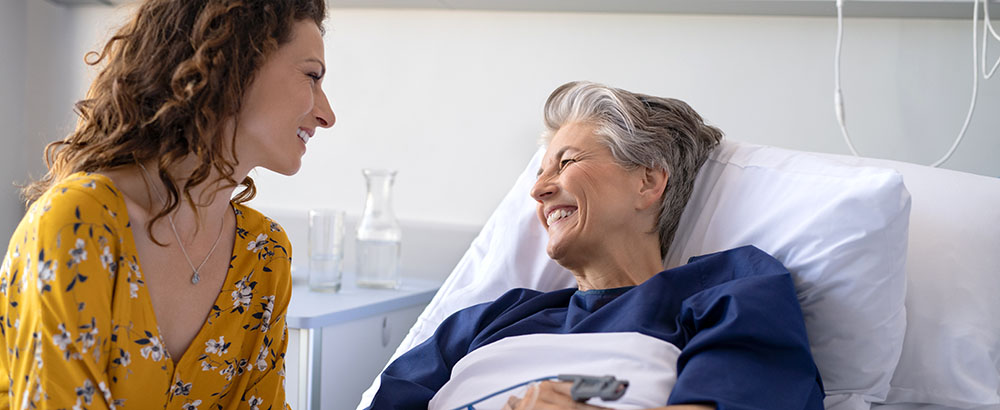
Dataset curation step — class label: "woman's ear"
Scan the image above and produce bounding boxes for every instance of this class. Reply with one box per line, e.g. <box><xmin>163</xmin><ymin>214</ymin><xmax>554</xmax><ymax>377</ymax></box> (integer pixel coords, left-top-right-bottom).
<box><xmin>637</xmin><ymin>167</ymin><xmax>668</xmax><ymax>210</ymax></box>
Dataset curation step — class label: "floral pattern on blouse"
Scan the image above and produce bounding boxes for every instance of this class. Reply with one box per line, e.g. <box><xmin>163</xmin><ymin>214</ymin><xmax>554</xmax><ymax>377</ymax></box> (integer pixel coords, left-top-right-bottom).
<box><xmin>0</xmin><ymin>172</ymin><xmax>292</xmax><ymax>410</ymax></box>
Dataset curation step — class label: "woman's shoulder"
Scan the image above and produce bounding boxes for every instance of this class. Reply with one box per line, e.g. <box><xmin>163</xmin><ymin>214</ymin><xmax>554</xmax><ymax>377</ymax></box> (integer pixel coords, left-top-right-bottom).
<box><xmin>231</xmin><ymin>203</ymin><xmax>290</xmax><ymax>247</ymax></box>
<box><xmin>643</xmin><ymin>245</ymin><xmax>792</xmax><ymax>302</ymax></box>
<box><xmin>27</xmin><ymin>172</ymin><xmax>128</xmax><ymax>227</ymax></box>
<box><xmin>691</xmin><ymin>245</ymin><xmax>787</xmax><ymax>277</ymax></box>
<box><xmin>664</xmin><ymin>245</ymin><xmax>789</xmax><ymax>283</ymax></box>
<box><xmin>230</xmin><ymin>204</ymin><xmax>292</xmax><ymax>301</ymax></box>
<box><xmin>42</xmin><ymin>171</ymin><xmax>122</xmax><ymax>201</ymax></box>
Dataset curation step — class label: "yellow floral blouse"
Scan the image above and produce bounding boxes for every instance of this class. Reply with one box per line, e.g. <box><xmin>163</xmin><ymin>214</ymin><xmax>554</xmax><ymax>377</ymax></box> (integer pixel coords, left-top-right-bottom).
<box><xmin>0</xmin><ymin>172</ymin><xmax>292</xmax><ymax>410</ymax></box>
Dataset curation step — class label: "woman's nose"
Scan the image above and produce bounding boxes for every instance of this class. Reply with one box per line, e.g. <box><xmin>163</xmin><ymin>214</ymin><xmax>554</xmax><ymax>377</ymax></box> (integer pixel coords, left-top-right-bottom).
<box><xmin>314</xmin><ymin>89</ymin><xmax>335</xmax><ymax>128</ymax></box>
<box><xmin>530</xmin><ymin>176</ymin><xmax>556</xmax><ymax>202</ymax></box>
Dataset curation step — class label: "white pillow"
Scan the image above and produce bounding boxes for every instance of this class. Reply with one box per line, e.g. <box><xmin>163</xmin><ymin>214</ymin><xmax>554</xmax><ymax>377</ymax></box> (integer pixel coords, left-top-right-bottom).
<box><xmin>819</xmin><ymin>154</ymin><xmax>1000</xmax><ymax>408</ymax></box>
<box><xmin>356</xmin><ymin>140</ymin><xmax>911</xmax><ymax>410</ymax></box>
<box><xmin>664</xmin><ymin>140</ymin><xmax>910</xmax><ymax>410</ymax></box>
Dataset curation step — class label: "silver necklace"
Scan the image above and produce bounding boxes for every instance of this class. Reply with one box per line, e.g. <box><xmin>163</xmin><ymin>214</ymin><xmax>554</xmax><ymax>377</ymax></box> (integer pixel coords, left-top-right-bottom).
<box><xmin>138</xmin><ymin>163</ymin><xmax>225</xmax><ymax>285</ymax></box>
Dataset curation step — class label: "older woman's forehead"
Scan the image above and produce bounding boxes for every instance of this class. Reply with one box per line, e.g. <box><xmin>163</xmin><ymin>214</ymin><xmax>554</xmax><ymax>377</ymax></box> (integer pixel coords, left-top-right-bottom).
<box><xmin>536</xmin><ymin>122</ymin><xmax>606</xmax><ymax>173</ymax></box>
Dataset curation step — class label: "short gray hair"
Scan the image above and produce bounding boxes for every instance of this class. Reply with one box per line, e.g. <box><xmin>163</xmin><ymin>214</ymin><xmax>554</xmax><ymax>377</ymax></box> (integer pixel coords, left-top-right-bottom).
<box><xmin>542</xmin><ymin>81</ymin><xmax>723</xmax><ymax>259</ymax></box>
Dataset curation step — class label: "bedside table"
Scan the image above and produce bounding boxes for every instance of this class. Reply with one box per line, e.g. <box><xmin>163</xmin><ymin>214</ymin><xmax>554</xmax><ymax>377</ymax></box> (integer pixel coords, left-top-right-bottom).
<box><xmin>285</xmin><ymin>277</ymin><xmax>441</xmax><ymax>410</ymax></box>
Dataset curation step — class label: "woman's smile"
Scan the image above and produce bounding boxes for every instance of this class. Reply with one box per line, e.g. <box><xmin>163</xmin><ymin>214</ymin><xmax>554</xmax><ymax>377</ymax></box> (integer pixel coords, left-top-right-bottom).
<box><xmin>545</xmin><ymin>206</ymin><xmax>578</xmax><ymax>227</ymax></box>
<box><xmin>296</xmin><ymin>127</ymin><xmax>313</xmax><ymax>146</ymax></box>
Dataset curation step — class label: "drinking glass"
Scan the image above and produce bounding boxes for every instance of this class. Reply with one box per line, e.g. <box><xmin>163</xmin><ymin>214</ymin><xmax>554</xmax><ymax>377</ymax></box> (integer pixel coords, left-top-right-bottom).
<box><xmin>308</xmin><ymin>209</ymin><xmax>345</xmax><ymax>292</ymax></box>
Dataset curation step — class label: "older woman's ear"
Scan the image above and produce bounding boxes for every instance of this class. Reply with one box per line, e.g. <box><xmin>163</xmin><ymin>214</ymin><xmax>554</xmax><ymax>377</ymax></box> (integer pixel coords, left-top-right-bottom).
<box><xmin>636</xmin><ymin>167</ymin><xmax>669</xmax><ymax>210</ymax></box>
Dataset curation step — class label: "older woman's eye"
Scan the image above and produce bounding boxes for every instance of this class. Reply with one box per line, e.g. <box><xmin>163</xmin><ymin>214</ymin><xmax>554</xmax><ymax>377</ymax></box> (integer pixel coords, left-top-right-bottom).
<box><xmin>308</xmin><ymin>72</ymin><xmax>322</xmax><ymax>82</ymax></box>
<box><xmin>558</xmin><ymin>159</ymin><xmax>576</xmax><ymax>171</ymax></box>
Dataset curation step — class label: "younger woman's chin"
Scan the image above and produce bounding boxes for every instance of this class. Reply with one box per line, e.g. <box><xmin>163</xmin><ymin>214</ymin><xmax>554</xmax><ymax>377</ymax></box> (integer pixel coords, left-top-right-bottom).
<box><xmin>259</xmin><ymin>163</ymin><xmax>302</xmax><ymax>176</ymax></box>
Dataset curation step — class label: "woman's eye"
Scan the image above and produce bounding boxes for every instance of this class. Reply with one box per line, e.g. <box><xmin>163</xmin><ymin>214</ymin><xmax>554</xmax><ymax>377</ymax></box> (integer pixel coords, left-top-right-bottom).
<box><xmin>558</xmin><ymin>159</ymin><xmax>576</xmax><ymax>170</ymax></box>
<box><xmin>308</xmin><ymin>73</ymin><xmax>322</xmax><ymax>82</ymax></box>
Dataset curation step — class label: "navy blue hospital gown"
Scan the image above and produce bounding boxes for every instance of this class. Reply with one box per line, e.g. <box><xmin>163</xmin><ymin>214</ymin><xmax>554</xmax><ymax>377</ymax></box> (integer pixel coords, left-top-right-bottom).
<box><xmin>368</xmin><ymin>246</ymin><xmax>825</xmax><ymax>410</ymax></box>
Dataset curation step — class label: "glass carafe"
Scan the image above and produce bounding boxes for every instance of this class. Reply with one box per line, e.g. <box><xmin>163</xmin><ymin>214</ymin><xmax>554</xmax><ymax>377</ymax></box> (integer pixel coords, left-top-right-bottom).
<box><xmin>355</xmin><ymin>169</ymin><xmax>402</xmax><ymax>289</ymax></box>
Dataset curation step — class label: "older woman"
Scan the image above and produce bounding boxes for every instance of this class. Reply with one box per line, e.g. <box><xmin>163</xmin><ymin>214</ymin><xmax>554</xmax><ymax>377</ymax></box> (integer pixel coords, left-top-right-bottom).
<box><xmin>366</xmin><ymin>82</ymin><xmax>823</xmax><ymax>410</ymax></box>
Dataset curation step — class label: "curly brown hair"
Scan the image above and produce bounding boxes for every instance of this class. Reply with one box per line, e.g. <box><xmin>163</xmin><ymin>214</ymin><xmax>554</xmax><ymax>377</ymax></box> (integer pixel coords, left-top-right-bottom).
<box><xmin>22</xmin><ymin>0</ymin><xmax>326</xmax><ymax>236</ymax></box>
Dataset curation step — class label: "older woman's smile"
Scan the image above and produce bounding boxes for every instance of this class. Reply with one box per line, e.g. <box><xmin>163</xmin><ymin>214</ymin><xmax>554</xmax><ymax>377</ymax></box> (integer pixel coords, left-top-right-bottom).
<box><xmin>545</xmin><ymin>206</ymin><xmax>577</xmax><ymax>227</ymax></box>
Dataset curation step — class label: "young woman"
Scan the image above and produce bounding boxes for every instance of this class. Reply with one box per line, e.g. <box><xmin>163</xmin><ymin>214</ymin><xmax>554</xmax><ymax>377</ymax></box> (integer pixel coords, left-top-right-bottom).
<box><xmin>0</xmin><ymin>1</ymin><xmax>334</xmax><ymax>408</ymax></box>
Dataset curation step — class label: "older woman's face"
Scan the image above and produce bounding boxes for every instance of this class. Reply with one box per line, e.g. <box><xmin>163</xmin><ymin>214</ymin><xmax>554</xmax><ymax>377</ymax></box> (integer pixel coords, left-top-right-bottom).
<box><xmin>530</xmin><ymin>122</ymin><xmax>648</xmax><ymax>265</ymax></box>
<box><xmin>235</xmin><ymin>20</ymin><xmax>335</xmax><ymax>175</ymax></box>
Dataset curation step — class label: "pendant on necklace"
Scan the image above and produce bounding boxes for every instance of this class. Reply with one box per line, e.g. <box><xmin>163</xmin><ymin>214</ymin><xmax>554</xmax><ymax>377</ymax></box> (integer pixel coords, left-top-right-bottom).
<box><xmin>191</xmin><ymin>271</ymin><xmax>201</xmax><ymax>285</ymax></box>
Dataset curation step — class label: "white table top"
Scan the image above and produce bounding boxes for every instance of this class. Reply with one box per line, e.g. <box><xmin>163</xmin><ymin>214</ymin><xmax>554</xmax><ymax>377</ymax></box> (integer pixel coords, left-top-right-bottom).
<box><xmin>286</xmin><ymin>274</ymin><xmax>442</xmax><ymax>329</ymax></box>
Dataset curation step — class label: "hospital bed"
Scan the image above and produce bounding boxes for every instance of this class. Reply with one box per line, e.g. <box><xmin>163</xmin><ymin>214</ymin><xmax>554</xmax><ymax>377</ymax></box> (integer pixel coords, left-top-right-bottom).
<box><xmin>356</xmin><ymin>140</ymin><xmax>1000</xmax><ymax>410</ymax></box>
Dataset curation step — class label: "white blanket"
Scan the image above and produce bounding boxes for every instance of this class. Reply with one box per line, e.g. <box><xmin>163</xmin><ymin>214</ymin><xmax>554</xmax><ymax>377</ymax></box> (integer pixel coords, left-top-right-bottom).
<box><xmin>428</xmin><ymin>332</ymin><xmax>681</xmax><ymax>410</ymax></box>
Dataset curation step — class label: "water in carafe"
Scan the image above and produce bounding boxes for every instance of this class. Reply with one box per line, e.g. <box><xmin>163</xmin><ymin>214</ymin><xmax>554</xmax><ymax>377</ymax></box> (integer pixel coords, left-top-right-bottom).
<box><xmin>356</xmin><ymin>239</ymin><xmax>400</xmax><ymax>288</ymax></box>
<box><xmin>356</xmin><ymin>169</ymin><xmax>402</xmax><ymax>288</ymax></box>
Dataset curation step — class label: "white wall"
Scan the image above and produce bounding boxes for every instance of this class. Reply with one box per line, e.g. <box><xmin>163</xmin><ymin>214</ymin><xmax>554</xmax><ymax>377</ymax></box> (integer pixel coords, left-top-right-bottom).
<box><xmin>15</xmin><ymin>7</ymin><xmax>1000</xmax><ymax>234</ymax></box>
<box><xmin>25</xmin><ymin>0</ymin><xmax>85</xmax><ymax>175</ymax></box>
<box><xmin>0</xmin><ymin>0</ymin><xmax>85</xmax><ymax>240</ymax></box>
<box><xmin>260</xmin><ymin>9</ymin><xmax>1000</xmax><ymax>227</ymax></box>
<box><xmin>0</xmin><ymin>0</ymin><xmax>27</xmax><ymax>240</ymax></box>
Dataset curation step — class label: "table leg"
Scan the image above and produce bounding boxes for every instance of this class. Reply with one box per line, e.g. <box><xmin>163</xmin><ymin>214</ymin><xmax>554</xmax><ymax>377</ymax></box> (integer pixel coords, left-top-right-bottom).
<box><xmin>297</xmin><ymin>327</ymin><xmax>323</xmax><ymax>409</ymax></box>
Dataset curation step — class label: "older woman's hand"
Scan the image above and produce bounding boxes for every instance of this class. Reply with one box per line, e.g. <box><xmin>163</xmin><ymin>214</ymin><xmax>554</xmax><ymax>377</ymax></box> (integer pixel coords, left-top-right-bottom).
<box><xmin>500</xmin><ymin>381</ymin><xmax>716</xmax><ymax>410</ymax></box>
<box><xmin>502</xmin><ymin>381</ymin><xmax>609</xmax><ymax>410</ymax></box>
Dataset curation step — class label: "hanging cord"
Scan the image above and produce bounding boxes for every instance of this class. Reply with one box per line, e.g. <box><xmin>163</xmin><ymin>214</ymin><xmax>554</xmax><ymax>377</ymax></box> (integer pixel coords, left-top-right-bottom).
<box><xmin>981</xmin><ymin>0</ymin><xmax>1000</xmax><ymax>78</ymax></box>
<box><xmin>833</xmin><ymin>0</ymin><xmax>997</xmax><ymax>167</ymax></box>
